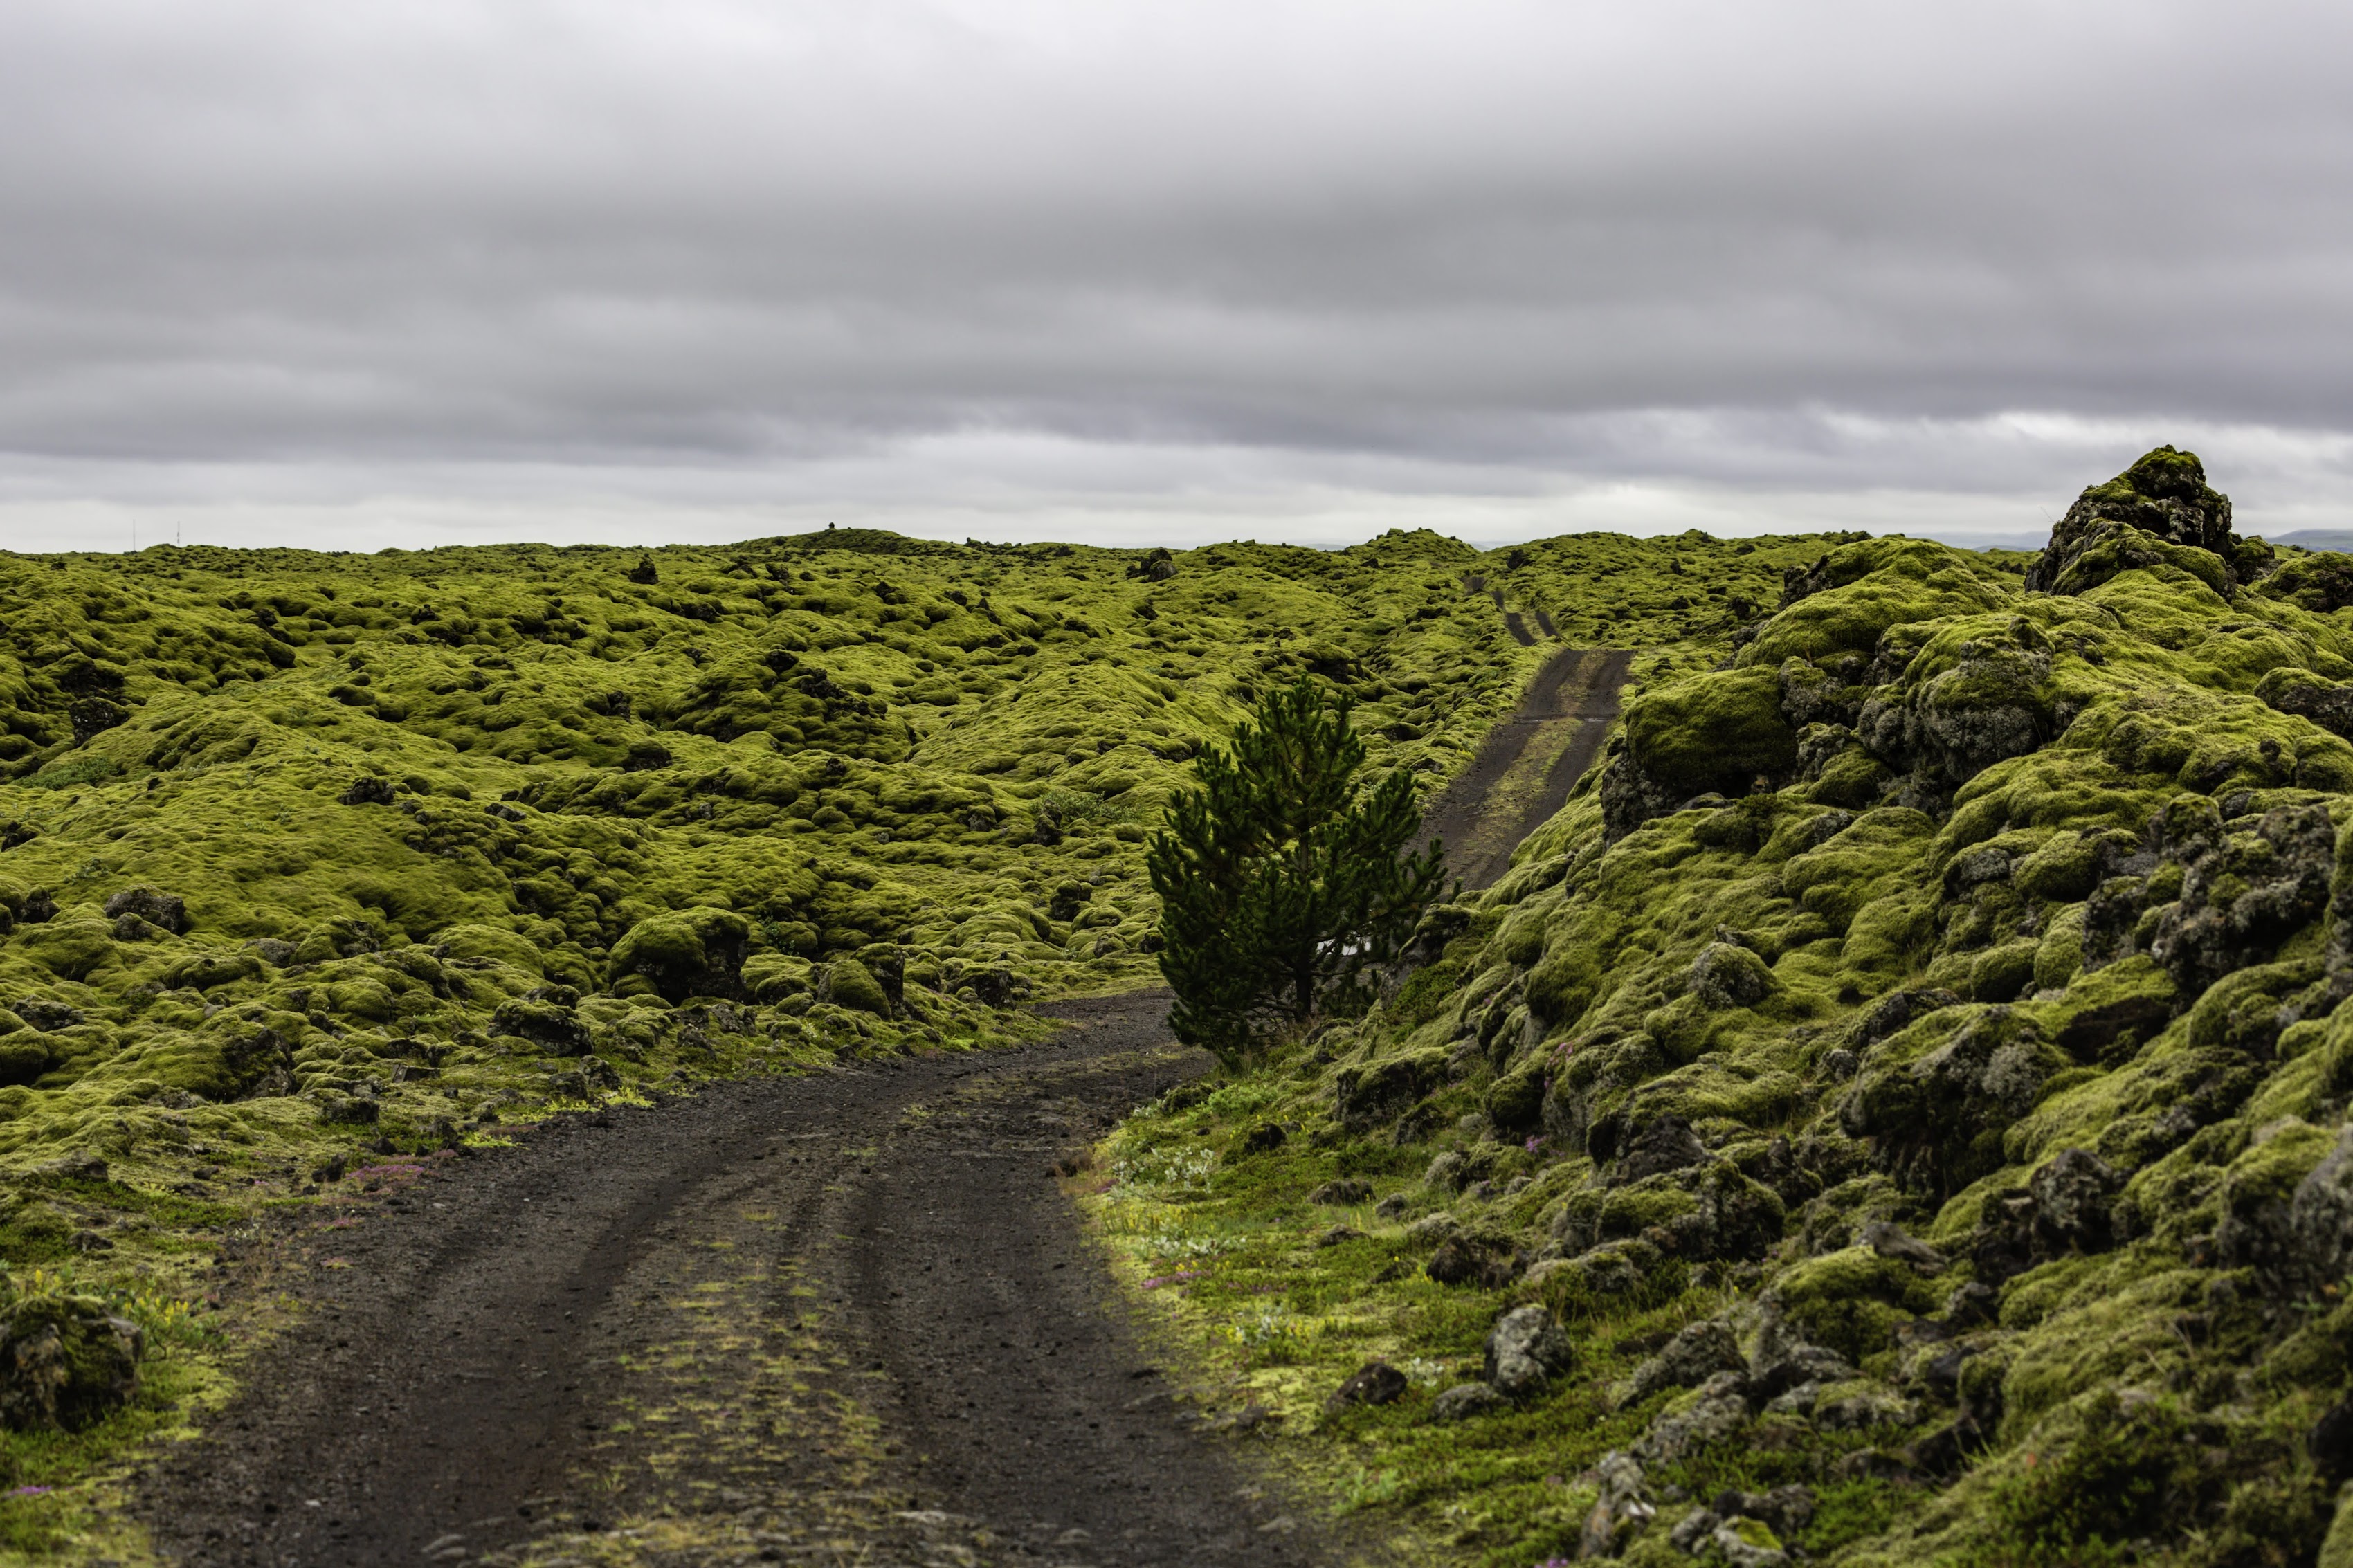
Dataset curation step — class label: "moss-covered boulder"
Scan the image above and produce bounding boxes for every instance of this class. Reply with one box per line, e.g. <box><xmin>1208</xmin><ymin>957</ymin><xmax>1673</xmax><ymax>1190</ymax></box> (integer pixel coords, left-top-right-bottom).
<box><xmin>16</xmin><ymin>913</ymin><xmax>116</xmax><ymax>982</ymax></box>
<box><xmin>1842</xmin><ymin>1006</ymin><xmax>2072</xmax><ymax>1198</ymax></box>
<box><xmin>1601</xmin><ymin>666</ymin><xmax>1797</xmax><ymax>835</ymax></box>
<box><xmin>0</xmin><ymin>1289</ymin><xmax>142</xmax><ymax>1432</ymax></box>
<box><xmin>1690</xmin><ymin>942</ymin><xmax>1773</xmax><ymax>1009</ymax></box>
<box><xmin>608</xmin><ymin>906</ymin><xmax>752</xmax><ymax>1002</ymax></box>
<box><xmin>1759</xmin><ymin>536</ymin><xmax>2013</xmax><ymax>665</ymax></box>
<box><xmin>1483</xmin><ymin>1059</ymin><xmax>1547</xmax><ymax>1133</ymax></box>
<box><xmin>431</xmin><ymin>923</ymin><xmax>545</xmax><ymax>976</ymax></box>
<box><xmin>1483</xmin><ymin>1304</ymin><xmax>1573</xmax><ymax>1398</ymax></box>
<box><xmin>489</xmin><ymin>999</ymin><xmax>592</xmax><ymax>1056</ymax></box>
<box><xmin>1765</xmin><ymin>1245</ymin><xmax>1941</xmax><ymax>1364</ymax></box>
<box><xmin>158</xmin><ymin>947</ymin><xmax>261</xmax><ymax>992</ymax></box>
<box><xmin>2145</xmin><ymin>801</ymin><xmax>2334</xmax><ymax>995</ymax></box>
<box><xmin>0</xmin><ymin>1023</ymin><xmax>52</xmax><ymax>1087</ymax></box>
<box><xmin>741</xmin><ymin>952</ymin><xmax>814</xmax><ymax>1002</ymax></box>
<box><xmin>821</xmin><ymin>956</ymin><xmax>893</xmax><ymax>1017</ymax></box>
<box><xmin>1866</xmin><ymin>633</ymin><xmax>2060</xmax><ymax>783</ymax></box>
<box><xmin>2028</xmin><ymin>446</ymin><xmax>2235</xmax><ymax>594</ymax></box>
<box><xmin>2260</xmin><ymin>551</ymin><xmax>2353</xmax><ymax>614</ymax></box>
<box><xmin>1334</xmin><ymin>1048</ymin><xmax>1450</xmax><ymax>1133</ymax></box>
<box><xmin>1553</xmin><ymin>1159</ymin><xmax>1783</xmax><ymax>1263</ymax></box>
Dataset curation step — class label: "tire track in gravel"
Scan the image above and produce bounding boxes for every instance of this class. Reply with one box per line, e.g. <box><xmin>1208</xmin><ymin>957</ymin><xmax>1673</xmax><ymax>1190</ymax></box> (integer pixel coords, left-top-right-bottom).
<box><xmin>135</xmin><ymin>992</ymin><xmax>1324</xmax><ymax>1568</ymax></box>
<box><xmin>1416</xmin><ymin>646</ymin><xmax>1633</xmax><ymax>889</ymax></box>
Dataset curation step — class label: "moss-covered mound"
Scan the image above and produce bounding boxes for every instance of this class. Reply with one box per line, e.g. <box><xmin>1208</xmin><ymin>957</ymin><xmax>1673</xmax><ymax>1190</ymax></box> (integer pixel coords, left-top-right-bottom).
<box><xmin>1098</xmin><ymin>455</ymin><xmax>2353</xmax><ymax>1566</ymax></box>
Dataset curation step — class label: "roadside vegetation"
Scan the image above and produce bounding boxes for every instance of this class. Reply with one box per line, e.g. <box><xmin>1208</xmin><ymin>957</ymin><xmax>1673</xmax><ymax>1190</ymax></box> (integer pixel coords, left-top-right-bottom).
<box><xmin>1105</xmin><ymin>450</ymin><xmax>2353</xmax><ymax>1567</ymax></box>
<box><xmin>1150</xmin><ymin>677</ymin><xmax>1448</xmax><ymax>1063</ymax></box>
<box><xmin>0</xmin><ymin>519</ymin><xmax>1829</xmax><ymax>1552</ymax></box>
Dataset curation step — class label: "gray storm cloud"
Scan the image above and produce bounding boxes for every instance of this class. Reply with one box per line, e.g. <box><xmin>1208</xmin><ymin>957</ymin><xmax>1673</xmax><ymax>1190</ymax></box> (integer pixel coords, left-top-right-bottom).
<box><xmin>1</xmin><ymin>0</ymin><xmax>2350</xmax><ymax>549</ymax></box>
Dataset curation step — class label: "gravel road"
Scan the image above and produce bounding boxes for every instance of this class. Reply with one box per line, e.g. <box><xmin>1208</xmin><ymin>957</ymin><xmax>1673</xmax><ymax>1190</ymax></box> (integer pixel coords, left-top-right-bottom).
<box><xmin>1417</xmin><ymin>646</ymin><xmax>1631</xmax><ymax>888</ymax></box>
<box><xmin>136</xmin><ymin>992</ymin><xmax>1321</xmax><ymax>1568</ymax></box>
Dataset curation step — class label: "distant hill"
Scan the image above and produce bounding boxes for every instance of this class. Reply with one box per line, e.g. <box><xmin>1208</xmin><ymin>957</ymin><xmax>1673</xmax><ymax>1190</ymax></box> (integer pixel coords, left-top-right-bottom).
<box><xmin>2266</xmin><ymin>529</ymin><xmax>2353</xmax><ymax>554</ymax></box>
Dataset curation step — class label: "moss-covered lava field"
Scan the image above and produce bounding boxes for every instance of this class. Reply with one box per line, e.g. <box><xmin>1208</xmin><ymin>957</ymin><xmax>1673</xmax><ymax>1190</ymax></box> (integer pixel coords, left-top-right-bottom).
<box><xmin>31</xmin><ymin>448</ymin><xmax>2350</xmax><ymax>1568</ymax></box>
<box><xmin>0</xmin><ymin>518</ymin><xmax>1830</xmax><ymax>1552</ymax></box>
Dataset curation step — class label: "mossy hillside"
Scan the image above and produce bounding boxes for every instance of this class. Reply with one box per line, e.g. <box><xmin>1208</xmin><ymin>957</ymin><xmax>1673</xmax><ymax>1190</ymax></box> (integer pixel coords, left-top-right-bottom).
<box><xmin>1101</xmin><ymin>454</ymin><xmax>2353</xmax><ymax>1566</ymax></box>
<box><xmin>0</xmin><ymin>524</ymin><xmax>1852</xmax><ymax>1534</ymax></box>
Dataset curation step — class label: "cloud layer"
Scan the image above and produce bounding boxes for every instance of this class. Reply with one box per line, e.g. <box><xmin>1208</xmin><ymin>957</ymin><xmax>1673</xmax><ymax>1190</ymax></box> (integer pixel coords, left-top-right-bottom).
<box><xmin>3</xmin><ymin>0</ymin><xmax>2351</xmax><ymax>549</ymax></box>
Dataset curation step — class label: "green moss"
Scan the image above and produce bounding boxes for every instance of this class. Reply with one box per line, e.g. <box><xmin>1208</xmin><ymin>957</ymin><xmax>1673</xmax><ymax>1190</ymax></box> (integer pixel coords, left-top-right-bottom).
<box><xmin>17</xmin><ymin>916</ymin><xmax>116</xmax><ymax>983</ymax></box>
<box><xmin>1771</xmin><ymin>1246</ymin><xmax>1941</xmax><ymax>1362</ymax></box>
<box><xmin>1738</xmin><ymin>536</ymin><xmax>2013</xmax><ymax>667</ymax></box>
<box><xmin>825</xmin><ymin>957</ymin><xmax>892</xmax><ymax>1017</ymax></box>
<box><xmin>1970</xmin><ymin>938</ymin><xmax>2041</xmax><ymax>1003</ymax></box>
<box><xmin>1620</xmin><ymin>666</ymin><xmax>1797</xmax><ymax>799</ymax></box>
<box><xmin>1983</xmin><ymin>1389</ymin><xmax>2195</xmax><ymax>1562</ymax></box>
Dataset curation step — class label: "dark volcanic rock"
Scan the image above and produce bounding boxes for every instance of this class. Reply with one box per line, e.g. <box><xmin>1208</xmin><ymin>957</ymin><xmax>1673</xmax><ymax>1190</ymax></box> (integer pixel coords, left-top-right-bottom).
<box><xmin>490</xmin><ymin>999</ymin><xmax>592</xmax><ymax>1057</ymax></box>
<box><xmin>2029</xmin><ymin>1147</ymin><xmax>2121</xmax><ymax>1255</ymax></box>
<box><xmin>1691</xmin><ymin>942</ymin><xmax>1772</xmax><ymax>1010</ymax></box>
<box><xmin>2028</xmin><ymin>447</ymin><xmax>2236</xmax><ymax>594</ymax></box>
<box><xmin>2309</xmin><ymin>1396</ymin><xmax>2353</xmax><ymax>1483</ymax></box>
<box><xmin>1334</xmin><ymin>1049</ymin><xmax>1447</xmax><ymax>1133</ymax></box>
<box><xmin>1623</xmin><ymin>1318</ymin><xmax>1745</xmax><ymax>1405</ymax></box>
<box><xmin>102</xmin><ymin>885</ymin><xmax>189</xmax><ymax>934</ymax></box>
<box><xmin>1239</xmin><ymin>1122</ymin><xmax>1287</xmax><ymax>1154</ymax></box>
<box><xmin>1484</xmin><ymin>1304</ymin><xmax>1573</xmax><ymax>1398</ymax></box>
<box><xmin>1431</xmin><ymin>1382</ymin><xmax>1509</xmax><ymax>1422</ymax></box>
<box><xmin>1862</xmin><ymin>1219</ymin><xmax>1946</xmax><ymax>1270</ymax></box>
<box><xmin>1326</xmin><ymin>1360</ymin><xmax>1408</xmax><ymax>1411</ymax></box>
<box><xmin>1575</xmin><ymin>1452</ymin><xmax>1655</xmax><ymax>1560</ymax></box>
<box><xmin>1427</xmin><ymin>1233</ymin><xmax>1519</xmax><ymax>1289</ymax></box>
<box><xmin>15</xmin><ymin>1000</ymin><xmax>84</xmax><ymax>1033</ymax></box>
<box><xmin>2055</xmin><ymin>992</ymin><xmax>2172</xmax><ymax>1061</ymax></box>
<box><xmin>339</xmin><ymin>774</ymin><xmax>398</xmax><ymax>806</ymax></box>
<box><xmin>2260</xmin><ymin>667</ymin><xmax>2353</xmax><ymax>741</ymax></box>
<box><xmin>2146</xmin><ymin>803</ymin><xmax>2334</xmax><ymax>996</ymax></box>
<box><xmin>1842</xmin><ymin>1008</ymin><xmax>2071</xmax><ymax>1199</ymax></box>
<box><xmin>1613</xmin><ymin>1113</ymin><xmax>1711</xmax><ymax>1185</ymax></box>
<box><xmin>33</xmin><ymin>1151</ymin><xmax>107</xmax><ymax>1181</ymax></box>
<box><xmin>1847</xmin><ymin>988</ymin><xmax>1963</xmax><ymax>1052</ymax></box>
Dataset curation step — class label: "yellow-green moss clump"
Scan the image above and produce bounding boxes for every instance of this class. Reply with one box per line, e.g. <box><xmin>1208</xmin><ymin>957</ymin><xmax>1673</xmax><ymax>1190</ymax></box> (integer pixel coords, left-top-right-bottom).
<box><xmin>1096</xmin><ymin>452</ymin><xmax>2353</xmax><ymax>1566</ymax></box>
<box><xmin>0</xmin><ymin>520</ymin><xmax>1835</xmax><ymax>1506</ymax></box>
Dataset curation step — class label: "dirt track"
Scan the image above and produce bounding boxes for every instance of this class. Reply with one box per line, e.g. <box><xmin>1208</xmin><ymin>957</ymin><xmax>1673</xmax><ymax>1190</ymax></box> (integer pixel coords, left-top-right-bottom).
<box><xmin>136</xmin><ymin>993</ymin><xmax>1320</xmax><ymax>1568</ymax></box>
<box><xmin>1417</xmin><ymin>647</ymin><xmax>1632</xmax><ymax>888</ymax></box>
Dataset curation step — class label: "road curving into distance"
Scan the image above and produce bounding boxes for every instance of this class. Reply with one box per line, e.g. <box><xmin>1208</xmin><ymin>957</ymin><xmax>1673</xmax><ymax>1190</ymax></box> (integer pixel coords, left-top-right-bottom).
<box><xmin>137</xmin><ymin>650</ymin><xmax>1630</xmax><ymax>1567</ymax></box>
<box><xmin>1416</xmin><ymin>646</ymin><xmax>1633</xmax><ymax>890</ymax></box>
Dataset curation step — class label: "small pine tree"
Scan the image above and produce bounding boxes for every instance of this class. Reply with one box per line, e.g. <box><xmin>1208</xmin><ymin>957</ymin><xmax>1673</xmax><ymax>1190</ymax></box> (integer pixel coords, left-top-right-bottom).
<box><xmin>1147</xmin><ymin>679</ymin><xmax>1449</xmax><ymax>1066</ymax></box>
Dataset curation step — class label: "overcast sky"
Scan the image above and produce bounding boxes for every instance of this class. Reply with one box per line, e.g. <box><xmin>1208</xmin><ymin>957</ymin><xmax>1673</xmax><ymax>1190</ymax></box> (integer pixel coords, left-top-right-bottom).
<box><xmin>2</xmin><ymin>0</ymin><xmax>2350</xmax><ymax>554</ymax></box>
